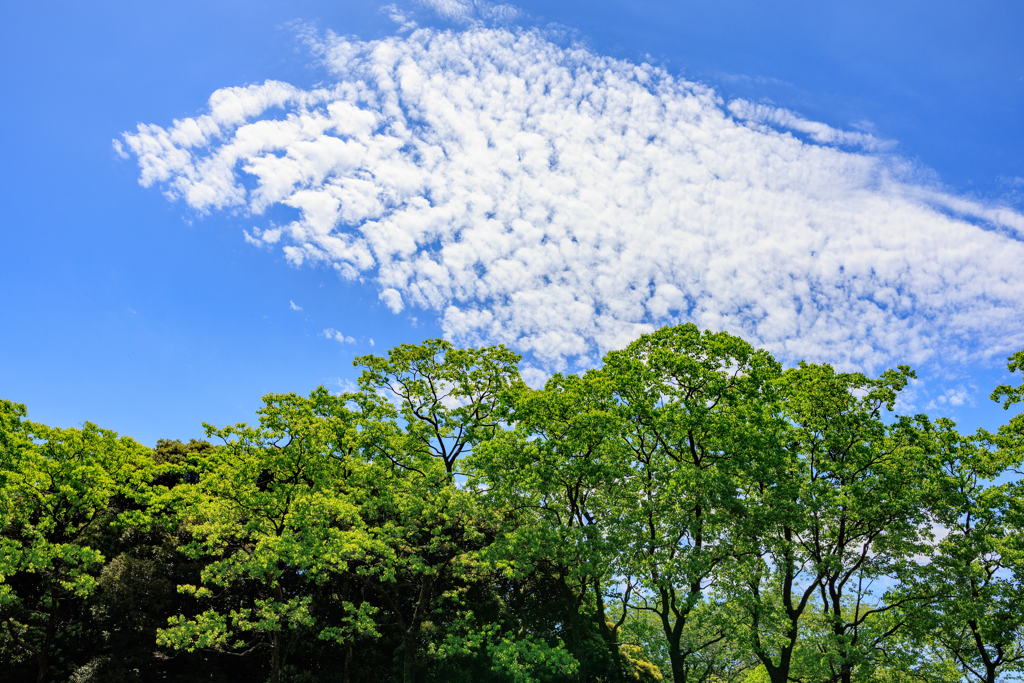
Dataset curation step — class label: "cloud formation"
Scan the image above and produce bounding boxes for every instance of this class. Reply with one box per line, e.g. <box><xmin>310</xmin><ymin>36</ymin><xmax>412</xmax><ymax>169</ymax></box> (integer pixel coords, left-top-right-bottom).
<box><xmin>380</xmin><ymin>4</ymin><xmax>419</xmax><ymax>33</ymax></box>
<box><xmin>415</xmin><ymin>0</ymin><xmax>521</xmax><ymax>25</ymax></box>
<box><xmin>926</xmin><ymin>385</ymin><xmax>975</xmax><ymax>410</ymax></box>
<box><xmin>119</xmin><ymin>26</ymin><xmax>1024</xmax><ymax>371</ymax></box>
<box><xmin>323</xmin><ymin>328</ymin><xmax>356</xmax><ymax>344</ymax></box>
<box><xmin>727</xmin><ymin>100</ymin><xmax>894</xmax><ymax>152</ymax></box>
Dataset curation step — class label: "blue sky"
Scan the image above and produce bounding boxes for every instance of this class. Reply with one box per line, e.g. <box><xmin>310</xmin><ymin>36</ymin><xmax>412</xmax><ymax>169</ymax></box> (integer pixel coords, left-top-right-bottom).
<box><xmin>2</xmin><ymin>0</ymin><xmax>1022</xmax><ymax>446</ymax></box>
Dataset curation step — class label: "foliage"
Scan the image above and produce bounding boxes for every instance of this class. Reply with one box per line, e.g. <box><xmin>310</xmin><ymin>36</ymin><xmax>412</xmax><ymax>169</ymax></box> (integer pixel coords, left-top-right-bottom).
<box><xmin>917</xmin><ymin>414</ymin><xmax>1024</xmax><ymax>683</ymax></box>
<box><xmin>0</xmin><ymin>399</ymin><xmax>151</xmax><ymax>683</ymax></box>
<box><xmin>601</xmin><ymin>325</ymin><xmax>781</xmax><ymax>683</ymax></box>
<box><xmin>154</xmin><ymin>388</ymin><xmax>376</xmax><ymax>683</ymax></box>
<box><xmin>2</xmin><ymin>330</ymin><xmax>1023</xmax><ymax>683</ymax></box>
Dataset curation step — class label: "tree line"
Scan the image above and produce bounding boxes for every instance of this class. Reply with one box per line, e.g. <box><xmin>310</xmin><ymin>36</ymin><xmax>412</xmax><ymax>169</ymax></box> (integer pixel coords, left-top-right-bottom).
<box><xmin>2</xmin><ymin>324</ymin><xmax>1022</xmax><ymax>683</ymax></box>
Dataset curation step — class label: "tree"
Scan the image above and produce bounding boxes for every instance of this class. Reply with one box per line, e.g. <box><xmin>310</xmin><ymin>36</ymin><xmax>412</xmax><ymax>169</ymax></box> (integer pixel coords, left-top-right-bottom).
<box><xmin>599</xmin><ymin>324</ymin><xmax>782</xmax><ymax>683</ymax></box>
<box><xmin>3</xmin><ymin>335</ymin><xmax>1020</xmax><ymax>683</ymax></box>
<box><xmin>920</xmin><ymin>350</ymin><xmax>1024</xmax><ymax>683</ymax></box>
<box><xmin>58</xmin><ymin>437</ymin><xmax>216</xmax><ymax>682</ymax></box>
<box><xmin>352</xmin><ymin>338</ymin><xmax>521</xmax><ymax>683</ymax></box>
<box><xmin>156</xmin><ymin>388</ymin><xmax>376</xmax><ymax>683</ymax></box>
<box><xmin>0</xmin><ymin>399</ymin><xmax>151</xmax><ymax>683</ymax></box>
<box><xmin>355</xmin><ymin>338</ymin><xmax>521</xmax><ymax>476</ymax></box>
<box><xmin>472</xmin><ymin>370</ymin><xmax>629</xmax><ymax>681</ymax></box>
<box><xmin>726</xmin><ymin>362</ymin><xmax>933</xmax><ymax>683</ymax></box>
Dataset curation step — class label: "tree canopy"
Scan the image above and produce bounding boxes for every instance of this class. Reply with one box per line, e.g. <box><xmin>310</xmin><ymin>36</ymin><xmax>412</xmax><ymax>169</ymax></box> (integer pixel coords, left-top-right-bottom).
<box><xmin>2</xmin><ymin>325</ymin><xmax>1022</xmax><ymax>683</ymax></box>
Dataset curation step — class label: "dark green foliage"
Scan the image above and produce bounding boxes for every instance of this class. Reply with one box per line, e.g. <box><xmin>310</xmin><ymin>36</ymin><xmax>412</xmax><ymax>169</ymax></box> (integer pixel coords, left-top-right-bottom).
<box><xmin>2</xmin><ymin>331</ymin><xmax>1022</xmax><ymax>683</ymax></box>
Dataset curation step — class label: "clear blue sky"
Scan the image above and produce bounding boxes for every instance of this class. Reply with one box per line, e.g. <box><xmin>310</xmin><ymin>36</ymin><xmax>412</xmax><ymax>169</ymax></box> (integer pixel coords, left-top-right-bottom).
<box><xmin>2</xmin><ymin>0</ymin><xmax>1022</xmax><ymax>446</ymax></box>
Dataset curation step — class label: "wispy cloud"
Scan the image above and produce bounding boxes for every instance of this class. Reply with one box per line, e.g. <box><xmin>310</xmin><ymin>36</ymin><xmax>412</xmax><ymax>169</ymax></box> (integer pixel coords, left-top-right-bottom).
<box><xmin>322</xmin><ymin>328</ymin><xmax>356</xmax><ymax>344</ymax></box>
<box><xmin>119</xmin><ymin>26</ymin><xmax>1024</xmax><ymax>371</ymax></box>
<box><xmin>380</xmin><ymin>3</ymin><xmax>418</xmax><ymax>32</ymax></box>
<box><xmin>290</xmin><ymin>300</ymin><xmax>303</xmax><ymax>311</ymax></box>
<box><xmin>728</xmin><ymin>99</ymin><xmax>895</xmax><ymax>151</ymax></box>
<box><xmin>415</xmin><ymin>0</ymin><xmax>521</xmax><ymax>25</ymax></box>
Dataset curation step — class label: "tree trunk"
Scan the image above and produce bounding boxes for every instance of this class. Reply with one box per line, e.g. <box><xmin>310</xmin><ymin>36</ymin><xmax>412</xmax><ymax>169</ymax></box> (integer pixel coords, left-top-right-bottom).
<box><xmin>765</xmin><ymin>659</ymin><xmax>789</xmax><ymax>683</ymax></box>
<box><xmin>36</xmin><ymin>649</ymin><xmax>49</xmax><ymax>683</ymax></box>
<box><xmin>403</xmin><ymin>634</ymin><xmax>416</xmax><ymax>683</ymax></box>
<box><xmin>751</xmin><ymin>608</ymin><xmax>796</xmax><ymax>683</ymax></box>
<box><xmin>659</xmin><ymin>596</ymin><xmax>692</xmax><ymax>683</ymax></box>
<box><xmin>668</xmin><ymin>645</ymin><xmax>686</xmax><ymax>683</ymax></box>
<box><xmin>344</xmin><ymin>641</ymin><xmax>353</xmax><ymax>683</ymax></box>
<box><xmin>594</xmin><ymin>580</ymin><xmax>625</xmax><ymax>683</ymax></box>
<box><xmin>657</xmin><ymin>586</ymin><xmax>694</xmax><ymax>683</ymax></box>
<box><xmin>270</xmin><ymin>631</ymin><xmax>281</xmax><ymax>683</ymax></box>
<box><xmin>36</xmin><ymin>597</ymin><xmax>58</xmax><ymax>683</ymax></box>
<box><xmin>555</xmin><ymin>575</ymin><xmax>591</xmax><ymax>680</ymax></box>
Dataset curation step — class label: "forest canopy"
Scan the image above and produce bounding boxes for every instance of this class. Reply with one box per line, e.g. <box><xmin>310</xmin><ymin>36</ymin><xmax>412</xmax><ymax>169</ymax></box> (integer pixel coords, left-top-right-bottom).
<box><xmin>2</xmin><ymin>324</ymin><xmax>1023</xmax><ymax>683</ymax></box>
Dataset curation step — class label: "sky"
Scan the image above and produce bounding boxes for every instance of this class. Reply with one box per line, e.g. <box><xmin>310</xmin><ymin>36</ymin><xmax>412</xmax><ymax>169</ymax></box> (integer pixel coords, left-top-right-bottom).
<box><xmin>1</xmin><ymin>0</ymin><xmax>1022</xmax><ymax>447</ymax></box>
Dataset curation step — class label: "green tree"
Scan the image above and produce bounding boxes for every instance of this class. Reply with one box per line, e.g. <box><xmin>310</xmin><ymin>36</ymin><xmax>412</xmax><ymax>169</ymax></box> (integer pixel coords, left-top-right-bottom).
<box><xmin>619</xmin><ymin>600</ymin><xmax>755</xmax><ymax>683</ymax></box>
<box><xmin>472</xmin><ymin>370</ymin><xmax>628</xmax><ymax>680</ymax></box>
<box><xmin>920</xmin><ymin>353</ymin><xmax>1024</xmax><ymax>683</ymax></box>
<box><xmin>68</xmin><ymin>437</ymin><xmax>217</xmax><ymax>682</ymax></box>
<box><xmin>0</xmin><ymin>399</ymin><xmax>151</xmax><ymax>683</ymax></box>
<box><xmin>156</xmin><ymin>388</ymin><xmax>376</xmax><ymax>683</ymax></box>
<box><xmin>353</xmin><ymin>339</ymin><xmax>521</xmax><ymax>683</ymax></box>
<box><xmin>355</xmin><ymin>338</ymin><xmax>522</xmax><ymax>476</ymax></box>
<box><xmin>726</xmin><ymin>362</ymin><xmax>933</xmax><ymax>683</ymax></box>
<box><xmin>599</xmin><ymin>324</ymin><xmax>782</xmax><ymax>683</ymax></box>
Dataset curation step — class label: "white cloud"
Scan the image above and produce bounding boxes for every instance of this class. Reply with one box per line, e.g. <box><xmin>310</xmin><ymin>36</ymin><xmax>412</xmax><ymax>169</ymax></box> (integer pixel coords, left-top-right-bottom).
<box><xmin>323</xmin><ymin>328</ymin><xmax>356</xmax><ymax>344</ymax></box>
<box><xmin>728</xmin><ymin>99</ymin><xmax>894</xmax><ymax>151</ymax></box>
<box><xmin>893</xmin><ymin>377</ymin><xmax>921</xmax><ymax>414</ymax></box>
<box><xmin>380</xmin><ymin>288</ymin><xmax>405</xmax><ymax>313</ymax></box>
<box><xmin>336</xmin><ymin>378</ymin><xmax>360</xmax><ymax>392</ymax></box>
<box><xmin>120</xmin><ymin>26</ymin><xmax>1024</xmax><ymax>371</ymax></box>
<box><xmin>418</xmin><ymin>0</ymin><xmax>474</xmax><ymax>22</ymax></box>
<box><xmin>416</xmin><ymin>0</ymin><xmax>521</xmax><ymax>25</ymax></box>
<box><xmin>290</xmin><ymin>300</ymin><xmax>303</xmax><ymax>310</ymax></box>
<box><xmin>112</xmin><ymin>139</ymin><xmax>128</xmax><ymax>159</ymax></box>
<box><xmin>926</xmin><ymin>384</ymin><xmax>977</xmax><ymax>411</ymax></box>
<box><xmin>381</xmin><ymin>4</ymin><xmax>418</xmax><ymax>32</ymax></box>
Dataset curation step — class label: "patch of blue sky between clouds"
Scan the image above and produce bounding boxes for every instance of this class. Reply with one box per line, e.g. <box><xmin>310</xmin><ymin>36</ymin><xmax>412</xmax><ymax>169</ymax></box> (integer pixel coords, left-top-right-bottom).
<box><xmin>117</xmin><ymin>11</ymin><xmax>1024</xmax><ymax>379</ymax></box>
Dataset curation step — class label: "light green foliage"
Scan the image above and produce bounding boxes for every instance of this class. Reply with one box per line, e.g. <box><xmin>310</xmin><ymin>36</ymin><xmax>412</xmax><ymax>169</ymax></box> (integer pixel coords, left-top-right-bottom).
<box><xmin>990</xmin><ymin>349</ymin><xmax>1024</xmax><ymax>469</ymax></box>
<box><xmin>991</xmin><ymin>350</ymin><xmax>1024</xmax><ymax>411</ymax></box>
<box><xmin>471</xmin><ymin>371</ymin><xmax>620</xmax><ymax>575</ymax></box>
<box><xmin>489</xmin><ymin>634</ymin><xmax>580</xmax><ymax>683</ymax></box>
<box><xmin>619</xmin><ymin>643</ymin><xmax>665</xmax><ymax>683</ymax></box>
<box><xmin>471</xmin><ymin>369</ymin><xmax>627</xmax><ymax>678</ymax></box>
<box><xmin>619</xmin><ymin>608</ymin><xmax>672</xmax><ymax>679</ymax></box>
<box><xmin>0</xmin><ymin>398</ymin><xmax>151</xmax><ymax>681</ymax></box>
<box><xmin>740</xmin><ymin>665</ymin><xmax>769</xmax><ymax>683</ymax></box>
<box><xmin>353</xmin><ymin>339</ymin><xmax>521</xmax><ymax>683</ymax></box>
<box><xmin>428</xmin><ymin>619</ymin><xmax>579</xmax><ymax>683</ymax></box>
<box><xmin>157</xmin><ymin>388</ymin><xmax>376</xmax><ymax>682</ymax></box>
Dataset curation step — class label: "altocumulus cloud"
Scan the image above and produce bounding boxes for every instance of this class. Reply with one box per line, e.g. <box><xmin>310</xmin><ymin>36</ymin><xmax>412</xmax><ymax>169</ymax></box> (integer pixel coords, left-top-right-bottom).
<box><xmin>118</xmin><ymin>26</ymin><xmax>1024</xmax><ymax>371</ymax></box>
